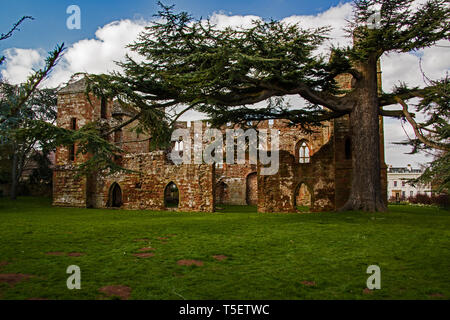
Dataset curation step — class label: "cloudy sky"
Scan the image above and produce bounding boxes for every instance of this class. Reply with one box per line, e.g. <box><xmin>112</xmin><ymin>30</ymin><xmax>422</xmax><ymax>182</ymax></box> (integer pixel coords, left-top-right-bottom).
<box><xmin>1</xmin><ymin>0</ymin><xmax>448</xmax><ymax>167</ymax></box>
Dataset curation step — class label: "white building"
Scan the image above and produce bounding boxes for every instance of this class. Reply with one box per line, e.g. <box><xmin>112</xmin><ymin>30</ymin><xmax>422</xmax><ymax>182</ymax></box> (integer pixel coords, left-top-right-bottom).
<box><xmin>387</xmin><ymin>164</ymin><xmax>432</xmax><ymax>201</ymax></box>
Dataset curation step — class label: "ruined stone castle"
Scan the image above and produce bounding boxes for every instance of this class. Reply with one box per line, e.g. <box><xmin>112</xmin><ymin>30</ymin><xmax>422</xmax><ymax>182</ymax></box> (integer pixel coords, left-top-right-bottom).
<box><xmin>52</xmin><ymin>73</ymin><xmax>388</xmax><ymax>213</ymax></box>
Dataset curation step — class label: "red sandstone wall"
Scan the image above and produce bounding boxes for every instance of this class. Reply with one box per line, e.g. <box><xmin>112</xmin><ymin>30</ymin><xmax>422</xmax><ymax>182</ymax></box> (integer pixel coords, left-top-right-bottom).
<box><xmin>89</xmin><ymin>152</ymin><xmax>215</xmax><ymax>212</ymax></box>
<box><xmin>53</xmin><ymin>170</ymin><xmax>87</xmax><ymax>207</ymax></box>
<box><xmin>215</xmin><ymin>164</ymin><xmax>257</xmax><ymax>205</ymax></box>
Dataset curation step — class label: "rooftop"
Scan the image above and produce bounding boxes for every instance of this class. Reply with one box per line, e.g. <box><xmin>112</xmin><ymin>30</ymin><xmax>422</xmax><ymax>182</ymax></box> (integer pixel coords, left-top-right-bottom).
<box><xmin>388</xmin><ymin>166</ymin><xmax>422</xmax><ymax>174</ymax></box>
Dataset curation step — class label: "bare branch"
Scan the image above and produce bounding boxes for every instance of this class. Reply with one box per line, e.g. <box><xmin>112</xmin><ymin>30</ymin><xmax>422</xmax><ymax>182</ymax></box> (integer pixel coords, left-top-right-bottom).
<box><xmin>0</xmin><ymin>44</ymin><xmax>65</xmax><ymax>125</ymax></box>
<box><xmin>395</xmin><ymin>96</ymin><xmax>450</xmax><ymax>152</ymax></box>
<box><xmin>0</xmin><ymin>16</ymin><xmax>33</xmax><ymax>41</ymax></box>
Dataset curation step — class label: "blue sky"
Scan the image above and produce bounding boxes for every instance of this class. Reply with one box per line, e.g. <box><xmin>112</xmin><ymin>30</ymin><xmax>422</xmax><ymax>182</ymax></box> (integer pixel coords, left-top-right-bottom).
<box><xmin>1</xmin><ymin>0</ymin><xmax>349</xmax><ymax>51</ymax></box>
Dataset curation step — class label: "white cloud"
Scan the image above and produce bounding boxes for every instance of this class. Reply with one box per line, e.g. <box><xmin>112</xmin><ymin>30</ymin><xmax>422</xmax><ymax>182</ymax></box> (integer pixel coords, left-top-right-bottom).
<box><xmin>281</xmin><ymin>2</ymin><xmax>353</xmax><ymax>53</ymax></box>
<box><xmin>208</xmin><ymin>13</ymin><xmax>262</xmax><ymax>29</ymax></box>
<box><xmin>381</xmin><ymin>40</ymin><xmax>450</xmax><ymax>93</ymax></box>
<box><xmin>1</xmin><ymin>19</ymin><xmax>148</xmax><ymax>87</ymax></box>
<box><xmin>1</xmin><ymin>48</ymin><xmax>44</xmax><ymax>84</ymax></box>
<box><xmin>383</xmin><ymin>117</ymin><xmax>433</xmax><ymax>167</ymax></box>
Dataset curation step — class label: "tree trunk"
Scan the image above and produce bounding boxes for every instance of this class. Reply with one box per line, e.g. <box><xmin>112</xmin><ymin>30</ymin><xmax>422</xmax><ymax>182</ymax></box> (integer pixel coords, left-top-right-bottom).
<box><xmin>341</xmin><ymin>58</ymin><xmax>387</xmax><ymax>212</ymax></box>
<box><xmin>10</xmin><ymin>151</ymin><xmax>18</xmax><ymax>200</ymax></box>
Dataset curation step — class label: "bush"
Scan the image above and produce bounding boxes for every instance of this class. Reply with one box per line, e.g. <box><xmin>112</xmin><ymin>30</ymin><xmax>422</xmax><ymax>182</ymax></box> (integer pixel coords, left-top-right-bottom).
<box><xmin>389</xmin><ymin>196</ymin><xmax>407</xmax><ymax>204</ymax></box>
<box><xmin>433</xmin><ymin>194</ymin><xmax>450</xmax><ymax>208</ymax></box>
<box><xmin>409</xmin><ymin>193</ymin><xmax>449</xmax><ymax>208</ymax></box>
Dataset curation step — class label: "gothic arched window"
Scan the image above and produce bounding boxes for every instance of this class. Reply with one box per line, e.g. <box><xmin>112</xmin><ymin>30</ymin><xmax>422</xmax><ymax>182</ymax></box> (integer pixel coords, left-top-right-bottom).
<box><xmin>299</xmin><ymin>142</ymin><xmax>310</xmax><ymax>164</ymax></box>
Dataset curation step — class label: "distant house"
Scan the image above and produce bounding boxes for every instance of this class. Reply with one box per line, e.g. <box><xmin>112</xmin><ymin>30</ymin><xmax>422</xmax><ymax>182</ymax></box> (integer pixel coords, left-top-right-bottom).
<box><xmin>387</xmin><ymin>165</ymin><xmax>431</xmax><ymax>201</ymax></box>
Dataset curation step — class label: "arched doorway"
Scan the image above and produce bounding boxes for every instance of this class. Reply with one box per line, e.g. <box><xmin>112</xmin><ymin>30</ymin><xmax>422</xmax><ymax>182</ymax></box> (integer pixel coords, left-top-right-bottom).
<box><xmin>108</xmin><ymin>183</ymin><xmax>123</xmax><ymax>208</ymax></box>
<box><xmin>215</xmin><ymin>181</ymin><xmax>229</xmax><ymax>204</ymax></box>
<box><xmin>164</xmin><ymin>182</ymin><xmax>179</xmax><ymax>208</ymax></box>
<box><xmin>246</xmin><ymin>172</ymin><xmax>258</xmax><ymax>206</ymax></box>
<box><xmin>294</xmin><ymin>183</ymin><xmax>312</xmax><ymax>212</ymax></box>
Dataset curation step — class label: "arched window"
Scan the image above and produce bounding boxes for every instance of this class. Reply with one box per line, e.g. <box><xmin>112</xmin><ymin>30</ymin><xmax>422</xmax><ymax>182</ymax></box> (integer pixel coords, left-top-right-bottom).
<box><xmin>164</xmin><ymin>182</ymin><xmax>179</xmax><ymax>208</ymax></box>
<box><xmin>299</xmin><ymin>142</ymin><xmax>310</xmax><ymax>164</ymax></box>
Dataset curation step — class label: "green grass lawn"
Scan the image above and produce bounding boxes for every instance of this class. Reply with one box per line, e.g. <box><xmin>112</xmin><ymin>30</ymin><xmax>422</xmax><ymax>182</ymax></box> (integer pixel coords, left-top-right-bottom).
<box><xmin>0</xmin><ymin>197</ymin><xmax>449</xmax><ymax>300</ymax></box>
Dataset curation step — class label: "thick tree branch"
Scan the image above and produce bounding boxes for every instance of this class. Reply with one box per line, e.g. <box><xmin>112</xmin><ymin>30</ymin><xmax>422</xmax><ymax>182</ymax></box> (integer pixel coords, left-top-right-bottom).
<box><xmin>379</xmin><ymin>109</ymin><xmax>404</xmax><ymax>118</ymax></box>
<box><xmin>295</xmin><ymin>85</ymin><xmax>353</xmax><ymax>112</ymax></box>
<box><xmin>208</xmin><ymin>83</ymin><xmax>352</xmax><ymax>113</ymax></box>
<box><xmin>379</xmin><ymin>88</ymin><xmax>429</xmax><ymax>106</ymax></box>
<box><xmin>105</xmin><ymin>112</ymin><xmax>142</xmax><ymax>136</ymax></box>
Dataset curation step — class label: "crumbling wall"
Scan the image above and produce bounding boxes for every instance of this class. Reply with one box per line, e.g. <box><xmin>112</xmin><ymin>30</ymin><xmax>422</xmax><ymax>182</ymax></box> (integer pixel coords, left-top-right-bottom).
<box><xmin>257</xmin><ymin>135</ymin><xmax>336</xmax><ymax>213</ymax></box>
<box><xmin>91</xmin><ymin>152</ymin><xmax>215</xmax><ymax>212</ymax></box>
<box><xmin>215</xmin><ymin>164</ymin><xmax>256</xmax><ymax>205</ymax></box>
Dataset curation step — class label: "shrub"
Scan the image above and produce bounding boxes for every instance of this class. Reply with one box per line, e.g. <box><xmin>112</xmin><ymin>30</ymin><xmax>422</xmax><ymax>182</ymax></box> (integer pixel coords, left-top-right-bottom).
<box><xmin>433</xmin><ymin>194</ymin><xmax>449</xmax><ymax>208</ymax></box>
<box><xmin>409</xmin><ymin>193</ymin><xmax>449</xmax><ymax>208</ymax></box>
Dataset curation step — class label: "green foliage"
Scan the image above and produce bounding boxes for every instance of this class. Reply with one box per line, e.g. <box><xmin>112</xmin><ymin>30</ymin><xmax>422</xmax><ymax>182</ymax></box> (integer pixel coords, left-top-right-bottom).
<box><xmin>27</xmin><ymin>149</ymin><xmax>53</xmax><ymax>189</ymax></box>
<box><xmin>0</xmin><ymin>82</ymin><xmax>59</xmax><ymax>193</ymax></box>
<box><xmin>349</xmin><ymin>0</ymin><xmax>450</xmax><ymax>60</ymax></box>
<box><xmin>0</xmin><ymin>144</ymin><xmax>12</xmax><ymax>183</ymax></box>
<box><xmin>20</xmin><ymin>120</ymin><xmax>128</xmax><ymax>177</ymax></box>
<box><xmin>418</xmin><ymin>152</ymin><xmax>450</xmax><ymax>193</ymax></box>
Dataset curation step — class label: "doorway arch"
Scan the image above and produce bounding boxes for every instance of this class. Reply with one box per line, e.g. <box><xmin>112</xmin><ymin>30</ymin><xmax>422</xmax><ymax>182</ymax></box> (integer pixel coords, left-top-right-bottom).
<box><xmin>108</xmin><ymin>182</ymin><xmax>123</xmax><ymax>208</ymax></box>
<box><xmin>215</xmin><ymin>181</ymin><xmax>229</xmax><ymax>204</ymax></box>
<box><xmin>294</xmin><ymin>182</ymin><xmax>312</xmax><ymax>212</ymax></box>
<box><xmin>164</xmin><ymin>182</ymin><xmax>179</xmax><ymax>208</ymax></box>
<box><xmin>246</xmin><ymin>172</ymin><xmax>258</xmax><ymax>205</ymax></box>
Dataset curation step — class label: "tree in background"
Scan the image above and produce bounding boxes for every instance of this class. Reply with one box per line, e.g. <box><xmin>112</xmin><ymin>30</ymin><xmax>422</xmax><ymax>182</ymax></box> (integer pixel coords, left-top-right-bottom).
<box><xmin>396</xmin><ymin>75</ymin><xmax>449</xmax><ymax>194</ymax></box>
<box><xmin>82</xmin><ymin>0</ymin><xmax>449</xmax><ymax>211</ymax></box>
<box><xmin>0</xmin><ymin>83</ymin><xmax>58</xmax><ymax>199</ymax></box>
<box><xmin>0</xmin><ymin>15</ymin><xmax>64</xmax><ymax>199</ymax></box>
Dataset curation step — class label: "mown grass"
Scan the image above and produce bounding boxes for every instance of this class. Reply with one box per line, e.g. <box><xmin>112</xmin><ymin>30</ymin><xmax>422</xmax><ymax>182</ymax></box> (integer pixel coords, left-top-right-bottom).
<box><xmin>0</xmin><ymin>197</ymin><xmax>449</xmax><ymax>300</ymax></box>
